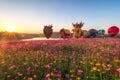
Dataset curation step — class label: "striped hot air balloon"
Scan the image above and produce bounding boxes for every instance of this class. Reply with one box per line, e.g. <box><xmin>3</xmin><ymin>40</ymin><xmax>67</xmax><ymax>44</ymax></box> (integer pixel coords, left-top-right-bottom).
<box><xmin>43</xmin><ymin>25</ymin><xmax>53</xmax><ymax>39</ymax></box>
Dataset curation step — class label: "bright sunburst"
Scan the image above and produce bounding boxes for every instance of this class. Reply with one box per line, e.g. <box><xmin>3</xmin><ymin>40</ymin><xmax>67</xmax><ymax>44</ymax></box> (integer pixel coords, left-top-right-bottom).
<box><xmin>6</xmin><ymin>26</ymin><xmax>16</xmax><ymax>32</ymax></box>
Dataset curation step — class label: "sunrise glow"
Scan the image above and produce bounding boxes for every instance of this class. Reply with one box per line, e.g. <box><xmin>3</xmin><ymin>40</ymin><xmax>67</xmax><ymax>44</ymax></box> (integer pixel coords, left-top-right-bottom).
<box><xmin>6</xmin><ymin>26</ymin><xmax>16</xmax><ymax>32</ymax></box>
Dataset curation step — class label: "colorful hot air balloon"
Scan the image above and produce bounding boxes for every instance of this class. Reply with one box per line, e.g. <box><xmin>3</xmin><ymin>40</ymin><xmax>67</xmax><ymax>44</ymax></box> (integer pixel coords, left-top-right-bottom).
<box><xmin>107</xmin><ymin>26</ymin><xmax>119</xmax><ymax>37</ymax></box>
<box><xmin>82</xmin><ymin>30</ymin><xmax>90</xmax><ymax>38</ymax></box>
<box><xmin>72</xmin><ymin>22</ymin><xmax>84</xmax><ymax>38</ymax></box>
<box><xmin>98</xmin><ymin>29</ymin><xmax>105</xmax><ymax>37</ymax></box>
<box><xmin>59</xmin><ymin>28</ymin><xmax>70</xmax><ymax>38</ymax></box>
<box><xmin>89</xmin><ymin>29</ymin><xmax>98</xmax><ymax>38</ymax></box>
<box><xmin>43</xmin><ymin>25</ymin><xmax>53</xmax><ymax>39</ymax></box>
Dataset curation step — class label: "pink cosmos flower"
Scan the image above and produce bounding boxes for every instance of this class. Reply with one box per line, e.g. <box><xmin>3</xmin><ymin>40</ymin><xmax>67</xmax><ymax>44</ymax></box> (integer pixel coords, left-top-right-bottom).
<box><xmin>44</xmin><ymin>64</ymin><xmax>51</xmax><ymax>69</ymax></box>
<box><xmin>10</xmin><ymin>65</ymin><xmax>16</xmax><ymax>69</ymax></box>
<box><xmin>77</xmin><ymin>69</ymin><xmax>83</xmax><ymax>75</ymax></box>
<box><xmin>65</xmin><ymin>74</ymin><xmax>69</xmax><ymax>78</ymax></box>
<box><xmin>97</xmin><ymin>52</ymin><xmax>103</xmax><ymax>57</ymax></box>
<box><xmin>52</xmin><ymin>68</ymin><xmax>56</xmax><ymax>71</ymax></box>
<box><xmin>27</xmin><ymin>77</ymin><xmax>33</xmax><ymax>80</ymax></box>
<box><xmin>34</xmin><ymin>64</ymin><xmax>39</xmax><ymax>67</ymax></box>
<box><xmin>46</xmin><ymin>74</ymin><xmax>50</xmax><ymax>78</ymax></box>
<box><xmin>105</xmin><ymin>68</ymin><xmax>110</xmax><ymax>71</ymax></box>
<box><xmin>54</xmin><ymin>73</ymin><xmax>61</xmax><ymax>78</ymax></box>
<box><xmin>116</xmin><ymin>68</ymin><xmax>120</xmax><ymax>72</ymax></box>
<box><xmin>112</xmin><ymin>68</ymin><xmax>120</xmax><ymax>75</ymax></box>
<box><xmin>70</xmin><ymin>78</ymin><xmax>73</xmax><ymax>80</ymax></box>
<box><xmin>26</xmin><ymin>67</ymin><xmax>31</xmax><ymax>75</ymax></box>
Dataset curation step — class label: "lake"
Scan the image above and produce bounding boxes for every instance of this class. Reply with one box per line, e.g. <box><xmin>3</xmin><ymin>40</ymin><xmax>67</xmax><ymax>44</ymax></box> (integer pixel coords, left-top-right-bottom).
<box><xmin>22</xmin><ymin>37</ymin><xmax>61</xmax><ymax>41</ymax></box>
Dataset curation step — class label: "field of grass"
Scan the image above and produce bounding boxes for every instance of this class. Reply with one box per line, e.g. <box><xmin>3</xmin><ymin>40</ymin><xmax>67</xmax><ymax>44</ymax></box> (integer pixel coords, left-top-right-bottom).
<box><xmin>0</xmin><ymin>38</ymin><xmax>120</xmax><ymax>80</ymax></box>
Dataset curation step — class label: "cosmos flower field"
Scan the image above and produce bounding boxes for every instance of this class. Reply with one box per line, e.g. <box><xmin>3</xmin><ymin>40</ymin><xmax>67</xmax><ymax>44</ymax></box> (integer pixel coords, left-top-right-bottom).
<box><xmin>0</xmin><ymin>38</ymin><xmax>120</xmax><ymax>80</ymax></box>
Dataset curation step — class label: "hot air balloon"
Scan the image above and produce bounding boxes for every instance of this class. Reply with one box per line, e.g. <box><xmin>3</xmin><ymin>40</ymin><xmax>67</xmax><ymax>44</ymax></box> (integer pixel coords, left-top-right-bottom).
<box><xmin>89</xmin><ymin>29</ymin><xmax>98</xmax><ymax>38</ymax></box>
<box><xmin>82</xmin><ymin>30</ymin><xmax>90</xmax><ymax>38</ymax></box>
<box><xmin>72</xmin><ymin>22</ymin><xmax>84</xmax><ymax>38</ymax></box>
<box><xmin>107</xmin><ymin>26</ymin><xmax>119</xmax><ymax>37</ymax></box>
<box><xmin>98</xmin><ymin>29</ymin><xmax>105</xmax><ymax>37</ymax></box>
<box><xmin>59</xmin><ymin>28</ymin><xmax>70</xmax><ymax>38</ymax></box>
<box><xmin>43</xmin><ymin>25</ymin><xmax>53</xmax><ymax>39</ymax></box>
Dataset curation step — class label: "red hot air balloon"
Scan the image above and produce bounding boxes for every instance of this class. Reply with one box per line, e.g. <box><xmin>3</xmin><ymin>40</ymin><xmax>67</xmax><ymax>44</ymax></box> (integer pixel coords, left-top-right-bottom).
<box><xmin>108</xmin><ymin>26</ymin><xmax>119</xmax><ymax>37</ymax></box>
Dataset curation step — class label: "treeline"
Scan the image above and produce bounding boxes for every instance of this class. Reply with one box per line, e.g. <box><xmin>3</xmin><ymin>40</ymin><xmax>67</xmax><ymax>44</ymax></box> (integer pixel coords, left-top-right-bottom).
<box><xmin>0</xmin><ymin>32</ymin><xmax>41</xmax><ymax>40</ymax></box>
<box><xmin>0</xmin><ymin>32</ymin><xmax>120</xmax><ymax>40</ymax></box>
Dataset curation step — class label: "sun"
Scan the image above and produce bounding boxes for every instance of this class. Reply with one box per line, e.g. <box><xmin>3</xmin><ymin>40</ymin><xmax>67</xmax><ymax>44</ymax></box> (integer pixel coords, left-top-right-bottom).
<box><xmin>6</xmin><ymin>26</ymin><xmax>16</xmax><ymax>32</ymax></box>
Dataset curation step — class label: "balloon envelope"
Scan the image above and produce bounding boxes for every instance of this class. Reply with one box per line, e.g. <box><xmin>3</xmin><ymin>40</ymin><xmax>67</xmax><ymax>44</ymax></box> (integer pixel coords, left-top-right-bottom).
<box><xmin>98</xmin><ymin>29</ymin><xmax>105</xmax><ymax>37</ymax></box>
<box><xmin>43</xmin><ymin>25</ymin><xmax>53</xmax><ymax>39</ymax></box>
<box><xmin>83</xmin><ymin>31</ymin><xmax>90</xmax><ymax>38</ymax></box>
<box><xmin>59</xmin><ymin>28</ymin><xmax>70</xmax><ymax>38</ymax></box>
<box><xmin>89</xmin><ymin>29</ymin><xmax>98</xmax><ymax>38</ymax></box>
<box><xmin>108</xmin><ymin>26</ymin><xmax>119</xmax><ymax>37</ymax></box>
<box><xmin>98</xmin><ymin>29</ymin><xmax>105</xmax><ymax>34</ymax></box>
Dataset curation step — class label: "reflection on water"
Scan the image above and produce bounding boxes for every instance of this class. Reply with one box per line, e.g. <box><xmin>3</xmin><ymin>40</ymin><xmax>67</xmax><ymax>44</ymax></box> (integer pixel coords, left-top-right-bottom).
<box><xmin>22</xmin><ymin>37</ymin><xmax>60</xmax><ymax>41</ymax></box>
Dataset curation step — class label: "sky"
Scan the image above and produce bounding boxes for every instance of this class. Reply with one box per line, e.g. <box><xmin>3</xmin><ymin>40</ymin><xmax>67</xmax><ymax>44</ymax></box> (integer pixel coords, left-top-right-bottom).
<box><xmin>0</xmin><ymin>0</ymin><xmax>120</xmax><ymax>33</ymax></box>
